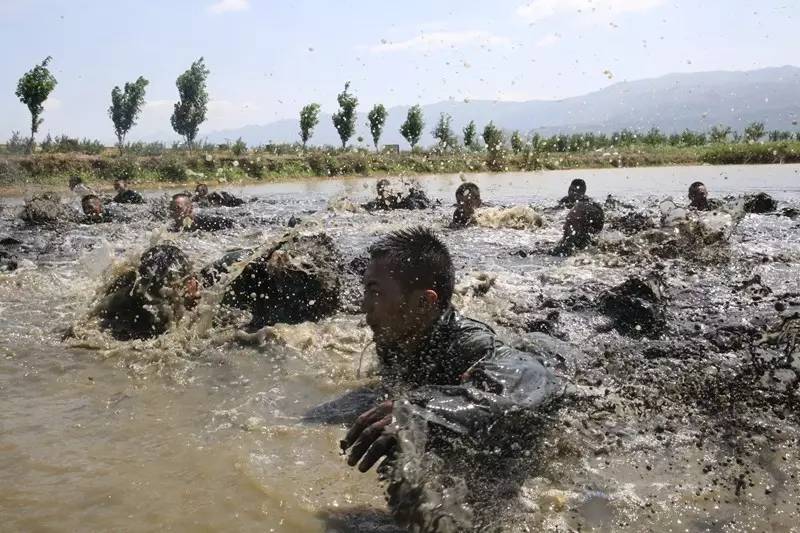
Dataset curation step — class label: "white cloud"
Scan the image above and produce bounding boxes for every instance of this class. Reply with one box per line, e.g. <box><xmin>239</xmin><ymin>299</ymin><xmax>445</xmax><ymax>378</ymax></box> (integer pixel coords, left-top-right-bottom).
<box><xmin>207</xmin><ymin>0</ymin><xmax>250</xmax><ymax>15</ymax></box>
<box><xmin>208</xmin><ymin>100</ymin><xmax>261</xmax><ymax>114</ymax></box>
<box><xmin>144</xmin><ymin>99</ymin><xmax>173</xmax><ymax>110</ymax></box>
<box><xmin>518</xmin><ymin>0</ymin><xmax>664</xmax><ymax>23</ymax></box>
<box><xmin>536</xmin><ymin>33</ymin><xmax>561</xmax><ymax>47</ymax></box>
<box><xmin>370</xmin><ymin>31</ymin><xmax>511</xmax><ymax>54</ymax></box>
<box><xmin>44</xmin><ymin>97</ymin><xmax>62</xmax><ymax>111</ymax></box>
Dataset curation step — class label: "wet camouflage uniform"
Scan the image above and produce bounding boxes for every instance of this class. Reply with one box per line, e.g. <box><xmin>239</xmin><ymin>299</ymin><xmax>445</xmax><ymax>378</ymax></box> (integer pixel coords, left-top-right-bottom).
<box><xmin>378</xmin><ymin>306</ymin><xmax>563</xmax><ymax>530</ymax></box>
<box><xmin>170</xmin><ymin>215</ymin><xmax>236</xmax><ymax>232</ymax></box>
<box><xmin>194</xmin><ymin>191</ymin><xmax>245</xmax><ymax>208</ymax></box>
<box><xmin>113</xmin><ymin>189</ymin><xmax>145</xmax><ymax>204</ymax></box>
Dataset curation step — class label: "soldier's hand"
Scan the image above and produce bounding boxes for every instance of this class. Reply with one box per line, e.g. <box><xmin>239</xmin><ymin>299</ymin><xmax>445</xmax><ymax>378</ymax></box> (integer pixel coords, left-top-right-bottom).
<box><xmin>340</xmin><ymin>400</ymin><xmax>396</xmax><ymax>472</ymax></box>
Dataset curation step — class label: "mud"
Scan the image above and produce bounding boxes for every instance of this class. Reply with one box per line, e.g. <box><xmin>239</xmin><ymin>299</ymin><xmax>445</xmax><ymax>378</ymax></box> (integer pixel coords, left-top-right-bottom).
<box><xmin>1</xmin><ymin>167</ymin><xmax>799</xmax><ymax>532</ymax></box>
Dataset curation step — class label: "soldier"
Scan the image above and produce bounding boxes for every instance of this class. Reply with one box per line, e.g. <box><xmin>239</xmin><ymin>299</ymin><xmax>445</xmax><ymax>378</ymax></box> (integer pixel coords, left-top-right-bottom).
<box><xmin>168</xmin><ymin>193</ymin><xmax>235</xmax><ymax>232</ymax></box>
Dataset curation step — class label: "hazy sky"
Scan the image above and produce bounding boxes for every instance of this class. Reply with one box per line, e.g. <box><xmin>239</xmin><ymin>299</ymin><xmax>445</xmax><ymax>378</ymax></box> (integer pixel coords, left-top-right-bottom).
<box><xmin>1</xmin><ymin>0</ymin><xmax>798</xmax><ymax>142</ymax></box>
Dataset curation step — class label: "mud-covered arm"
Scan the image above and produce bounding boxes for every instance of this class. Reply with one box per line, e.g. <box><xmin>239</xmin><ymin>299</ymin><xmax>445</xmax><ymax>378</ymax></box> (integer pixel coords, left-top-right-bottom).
<box><xmin>401</xmin><ymin>345</ymin><xmax>562</xmax><ymax>446</ymax></box>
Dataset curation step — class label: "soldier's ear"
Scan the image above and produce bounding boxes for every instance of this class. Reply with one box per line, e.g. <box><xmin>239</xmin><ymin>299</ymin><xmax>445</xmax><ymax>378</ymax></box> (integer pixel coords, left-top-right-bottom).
<box><xmin>420</xmin><ymin>289</ymin><xmax>438</xmax><ymax>307</ymax></box>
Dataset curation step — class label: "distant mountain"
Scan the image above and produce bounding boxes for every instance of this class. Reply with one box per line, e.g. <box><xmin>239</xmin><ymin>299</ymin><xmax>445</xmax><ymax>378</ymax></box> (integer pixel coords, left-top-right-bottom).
<box><xmin>204</xmin><ymin>66</ymin><xmax>800</xmax><ymax>147</ymax></box>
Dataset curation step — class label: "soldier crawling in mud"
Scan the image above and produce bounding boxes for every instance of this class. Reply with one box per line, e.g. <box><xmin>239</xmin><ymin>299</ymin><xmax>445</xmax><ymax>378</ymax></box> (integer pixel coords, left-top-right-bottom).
<box><xmin>550</xmin><ymin>200</ymin><xmax>605</xmax><ymax>256</ymax></box>
<box><xmin>68</xmin><ymin>175</ymin><xmax>97</xmax><ymax>198</ymax></box>
<box><xmin>90</xmin><ymin>244</ymin><xmax>201</xmax><ymax>340</ymax></box>
<box><xmin>0</xmin><ymin>237</ymin><xmax>21</xmax><ymax>272</ymax></box>
<box><xmin>193</xmin><ymin>182</ymin><xmax>245</xmax><ymax>208</ymax></box>
<box><xmin>450</xmin><ymin>182</ymin><xmax>482</xmax><ymax>229</ymax></box>
<box><xmin>19</xmin><ymin>192</ymin><xmax>78</xmax><ymax>225</ymax></box>
<box><xmin>340</xmin><ymin>227</ymin><xmax>562</xmax><ymax>530</ymax></box>
<box><xmin>112</xmin><ymin>179</ymin><xmax>144</xmax><ymax>204</ymax></box>
<box><xmin>362</xmin><ymin>178</ymin><xmax>435</xmax><ymax>211</ymax></box>
<box><xmin>80</xmin><ymin>194</ymin><xmax>114</xmax><ymax>224</ymax></box>
<box><xmin>168</xmin><ymin>193</ymin><xmax>236</xmax><ymax>232</ymax></box>
<box><xmin>558</xmin><ymin>178</ymin><xmax>588</xmax><ymax>209</ymax></box>
<box><xmin>687</xmin><ymin>181</ymin><xmax>722</xmax><ymax>211</ymax></box>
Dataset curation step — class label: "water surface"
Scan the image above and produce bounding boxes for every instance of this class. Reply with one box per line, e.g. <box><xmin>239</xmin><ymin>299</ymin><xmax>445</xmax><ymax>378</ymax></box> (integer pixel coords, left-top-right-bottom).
<box><xmin>1</xmin><ymin>165</ymin><xmax>799</xmax><ymax>532</ymax></box>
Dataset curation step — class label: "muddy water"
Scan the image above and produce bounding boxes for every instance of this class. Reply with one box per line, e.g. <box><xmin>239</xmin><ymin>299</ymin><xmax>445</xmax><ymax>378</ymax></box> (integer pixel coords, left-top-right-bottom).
<box><xmin>1</xmin><ymin>165</ymin><xmax>799</xmax><ymax>532</ymax></box>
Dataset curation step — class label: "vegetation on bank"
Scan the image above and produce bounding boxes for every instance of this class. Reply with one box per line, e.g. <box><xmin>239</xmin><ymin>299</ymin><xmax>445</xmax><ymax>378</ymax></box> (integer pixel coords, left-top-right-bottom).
<box><xmin>2</xmin><ymin>140</ymin><xmax>799</xmax><ymax>188</ymax></box>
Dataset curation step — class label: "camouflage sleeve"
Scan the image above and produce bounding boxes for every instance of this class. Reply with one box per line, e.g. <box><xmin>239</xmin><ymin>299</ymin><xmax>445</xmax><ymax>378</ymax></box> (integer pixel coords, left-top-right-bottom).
<box><xmin>401</xmin><ymin>338</ymin><xmax>562</xmax><ymax>448</ymax></box>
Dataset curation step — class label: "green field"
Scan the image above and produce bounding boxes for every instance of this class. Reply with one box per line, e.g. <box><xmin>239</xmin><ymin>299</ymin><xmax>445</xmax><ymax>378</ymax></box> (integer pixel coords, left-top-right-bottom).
<box><xmin>2</xmin><ymin>141</ymin><xmax>800</xmax><ymax>191</ymax></box>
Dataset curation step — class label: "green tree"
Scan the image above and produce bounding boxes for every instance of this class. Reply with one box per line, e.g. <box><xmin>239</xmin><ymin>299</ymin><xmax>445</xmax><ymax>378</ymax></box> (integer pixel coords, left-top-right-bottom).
<box><xmin>744</xmin><ymin>122</ymin><xmax>765</xmax><ymax>143</ymax></box>
<box><xmin>109</xmin><ymin>76</ymin><xmax>149</xmax><ymax>150</ymax></box>
<box><xmin>332</xmin><ymin>82</ymin><xmax>358</xmax><ymax>149</ymax></box>
<box><xmin>641</xmin><ymin>127</ymin><xmax>666</xmax><ymax>146</ymax></box>
<box><xmin>529</xmin><ymin>133</ymin><xmax>542</xmax><ymax>151</ymax></box>
<box><xmin>768</xmin><ymin>130</ymin><xmax>792</xmax><ymax>142</ymax></box>
<box><xmin>367</xmin><ymin>104</ymin><xmax>388</xmax><ymax>151</ymax></box>
<box><xmin>463</xmin><ymin>120</ymin><xmax>478</xmax><ymax>150</ymax></box>
<box><xmin>680</xmin><ymin>129</ymin><xmax>706</xmax><ymax>147</ymax></box>
<box><xmin>15</xmin><ymin>56</ymin><xmax>57</xmax><ymax>153</ymax></box>
<box><xmin>400</xmin><ymin>105</ymin><xmax>425</xmax><ymax>149</ymax></box>
<box><xmin>709</xmin><ymin>125</ymin><xmax>732</xmax><ymax>144</ymax></box>
<box><xmin>231</xmin><ymin>137</ymin><xmax>247</xmax><ymax>156</ymax></box>
<box><xmin>483</xmin><ymin>122</ymin><xmax>506</xmax><ymax>170</ymax></box>
<box><xmin>431</xmin><ymin>113</ymin><xmax>456</xmax><ymax>149</ymax></box>
<box><xmin>299</xmin><ymin>103</ymin><xmax>321</xmax><ymax>149</ymax></box>
<box><xmin>170</xmin><ymin>58</ymin><xmax>209</xmax><ymax>149</ymax></box>
<box><xmin>510</xmin><ymin>130</ymin><xmax>524</xmax><ymax>153</ymax></box>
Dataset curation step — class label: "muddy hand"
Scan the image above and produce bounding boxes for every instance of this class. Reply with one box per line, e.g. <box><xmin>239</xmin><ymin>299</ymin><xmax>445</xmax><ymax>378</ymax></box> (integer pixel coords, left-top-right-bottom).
<box><xmin>340</xmin><ymin>400</ymin><xmax>396</xmax><ymax>472</ymax></box>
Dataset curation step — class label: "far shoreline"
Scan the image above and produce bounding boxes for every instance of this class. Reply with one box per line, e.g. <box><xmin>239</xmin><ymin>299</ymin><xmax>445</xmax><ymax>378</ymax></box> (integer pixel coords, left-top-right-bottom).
<box><xmin>3</xmin><ymin>161</ymin><xmax>800</xmax><ymax>200</ymax></box>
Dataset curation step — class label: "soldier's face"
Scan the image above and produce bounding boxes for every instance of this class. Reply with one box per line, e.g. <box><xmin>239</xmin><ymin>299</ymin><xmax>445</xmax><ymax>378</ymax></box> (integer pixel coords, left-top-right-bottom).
<box><xmin>84</xmin><ymin>199</ymin><xmax>103</xmax><ymax>216</ymax></box>
<box><xmin>362</xmin><ymin>257</ymin><xmax>425</xmax><ymax>344</ymax></box>
<box><xmin>689</xmin><ymin>185</ymin><xmax>708</xmax><ymax>204</ymax></box>
<box><xmin>171</xmin><ymin>198</ymin><xmax>193</xmax><ymax>221</ymax></box>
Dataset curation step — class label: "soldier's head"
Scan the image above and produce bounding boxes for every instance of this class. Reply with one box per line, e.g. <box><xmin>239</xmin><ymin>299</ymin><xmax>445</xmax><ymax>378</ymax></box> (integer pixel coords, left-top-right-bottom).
<box><xmin>564</xmin><ymin>200</ymin><xmax>605</xmax><ymax>238</ymax></box>
<box><xmin>363</xmin><ymin>227</ymin><xmax>455</xmax><ymax>346</ymax></box>
<box><xmin>688</xmin><ymin>181</ymin><xmax>708</xmax><ymax>208</ymax></box>
<box><xmin>114</xmin><ymin>179</ymin><xmax>127</xmax><ymax>192</ymax></box>
<box><xmin>376</xmin><ymin>179</ymin><xmax>390</xmax><ymax>198</ymax></box>
<box><xmin>455</xmin><ymin>182</ymin><xmax>482</xmax><ymax>211</ymax></box>
<box><xmin>81</xmin><ymin>194</ymin><xmax>104</xmax><ymax>217</ymax></box>
<box><xmin>137</xmin><ymin>244</ymin><xmax>200</xmax><ymax>306</ymax></box>
<box><xmin>568</xmin><ymin>179</ymin><xmax>587</xmax><ymax>200</ymax></box>
<box><xmin>169</xmin><ymin>193</ymin><xmax>194</xmax><ymax>223</ymax></box>
<box><xmin>195</xmin><ymin>183</ymin><xmax>209</xmax><ymax>197</ymax></box>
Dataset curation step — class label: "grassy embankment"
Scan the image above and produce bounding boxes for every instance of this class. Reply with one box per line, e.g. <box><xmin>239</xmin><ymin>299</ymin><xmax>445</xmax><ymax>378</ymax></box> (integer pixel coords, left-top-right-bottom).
<box><xmin>1</xmin><ymin>142</ymin><xmax>800</xmax><ymax>192</ymax></box>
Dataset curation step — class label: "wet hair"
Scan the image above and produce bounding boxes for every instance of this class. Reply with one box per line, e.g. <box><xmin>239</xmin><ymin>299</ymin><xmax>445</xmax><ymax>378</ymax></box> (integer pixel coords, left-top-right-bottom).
<box><xmin>369</xmin><ymin>226</ymin><xmax>455</xmax><ymax>308</ymax></box>
<box><xmin>138</xmin><ymin>244</ymin><xmax>193</xmax><ymax>294</ymax></box>
<box><xmin>170</xmin><ymin>192</ymin><xmax>192</xmax><ymax>208</ymax></box>
<box><xmin>195</xmin><ymin>183</ymin><xmax>209</xmax><ymax>195</ymax></box>
<box><xmin>81</xmin><ymin>194</ymin><xmax>101</xmax><ymax>214</ymax></box>
<box><xmin>569</xmin><ymin>179</ymin><xmax>587</xmax><ymax>196</ymax></box>
<box><xmin>455</xmin><ymin>182</ymin><xmax>480</xmax><ymax>200</ymax></box>
<box><xmin>689</xmin><ymin>181</ymin><xmax>706</xmax><ymax>196</ymax></box>
<box><xmin>68</xmin><ymin>176</ymin><xmax>83</xmax><ymax>189</ymax></box>
<box><xmin>376</xmin><ymin>179</ymin><xmax>390</xmax><ymax>192</ymax></box>
<box><xmin>114</xmin><ymin>179</ymin><xmax>126</xmax><ymax>191</ymax></box>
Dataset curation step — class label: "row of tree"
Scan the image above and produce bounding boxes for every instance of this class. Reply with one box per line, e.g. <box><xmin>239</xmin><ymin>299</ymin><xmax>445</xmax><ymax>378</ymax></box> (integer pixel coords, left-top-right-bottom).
<box><xmin>12</xmin><ymin>57</ymin><xmax>799</xmax><ymax>154</ymax></box>
<box><xmin>15</xmin><ymin>57</ymin><xmax>209</xmax><ymax>153</ymax></box>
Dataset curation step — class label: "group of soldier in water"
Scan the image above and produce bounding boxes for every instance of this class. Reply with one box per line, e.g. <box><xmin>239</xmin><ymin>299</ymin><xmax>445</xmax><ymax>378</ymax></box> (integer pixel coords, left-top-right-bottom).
<box><xmin>2</xmin><ymin>172</ymin><xmax>786</xmax><ymax>529</ymax></box>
